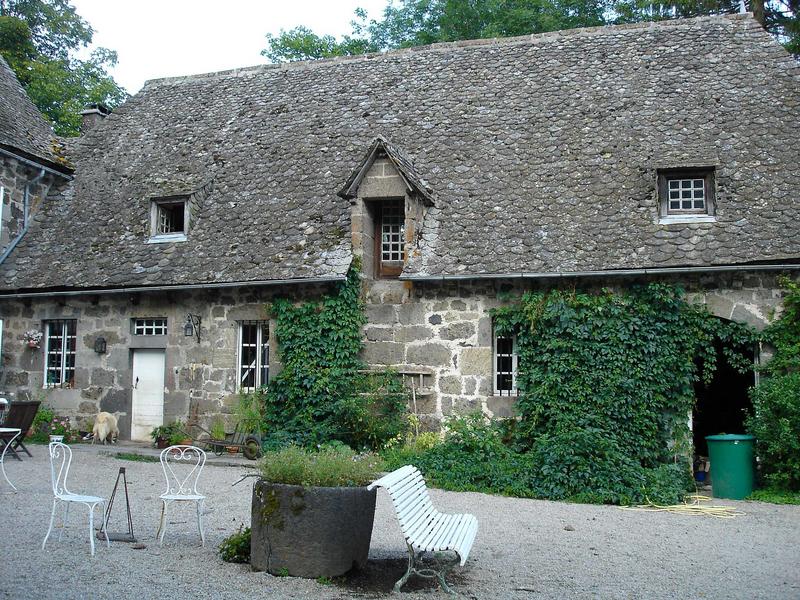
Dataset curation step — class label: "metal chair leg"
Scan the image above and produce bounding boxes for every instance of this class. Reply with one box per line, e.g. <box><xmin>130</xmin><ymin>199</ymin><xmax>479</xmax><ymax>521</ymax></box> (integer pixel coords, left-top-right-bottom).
<box><xmin>88</xmin><ymin>504</ymin><xmax>96</xmax><ymax>556</ymax></box>
<box><xmin>196</xmin><ymin>500</ymin><xmax>205</xmax><ymax>546</ymax></box>
<box><xmin>42</xmin><ymin>499</ymin><xmax>58</xmax><ymax>550</ymax></box>
<box><xmin>59</xmin><ymin>502</ymin><xmax>71</xmax><ymax>541</ymax></box>
<box><xmin>158</xmin><ymin>501</ymin><xmax>168</xmax><ymax>545</ymax></box>
<box><xmin>100</xmin><ymin>500</ymin><xmax>110</xmax><ymax>548</ymax></box>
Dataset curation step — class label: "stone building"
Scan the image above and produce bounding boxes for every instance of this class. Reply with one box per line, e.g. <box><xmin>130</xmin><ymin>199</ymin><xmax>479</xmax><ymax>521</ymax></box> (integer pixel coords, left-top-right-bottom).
<box><xmin>0</xmin><ymin>14</ymin><xmax>798</xmax><ymax>443</ymax></box>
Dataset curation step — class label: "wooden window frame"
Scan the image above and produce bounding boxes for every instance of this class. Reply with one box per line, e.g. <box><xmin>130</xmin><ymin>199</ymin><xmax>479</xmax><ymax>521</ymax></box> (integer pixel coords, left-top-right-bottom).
<box><xmin>132</xmin><ymin>318</ymin><xmax>168</xmax><ymax>336</ymax></box>
<box><xmin>149</xmin><ymin>196</ymin><xmax>189</xmax><ymax>242</ymax></box>
<box><xmin>44</xmin><ymin>319</ymin><xmax>77</xmax><ymax>389</ymax></box>
<box><xmin>493</xmin><ymin>332</ymin><xmax>518</xmax><ymax>396</ymax></box>
<box><xmin>658</xmin><ymin>168</ymin><xmax>715</xmax><ymax>218</ymax></box>
<box><xmin>374</xmin><ymin>198</ymin><xmax>405</xmax><ymax>279</ymax></box>
<box><xmin>237</xmin><ymin>321</ymin><xmax>269</xmax><ymax>392</ymax></box>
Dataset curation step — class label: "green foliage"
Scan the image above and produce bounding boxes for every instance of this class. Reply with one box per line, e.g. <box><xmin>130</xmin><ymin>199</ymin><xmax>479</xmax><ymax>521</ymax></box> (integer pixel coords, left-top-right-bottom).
<box><xmin>218</xmin><ymin>526</ymin><xmax>251</xmax><ymax>563</ymax></box>
<box><xmin>262</xmin><ymin>265</ymin><xmax>408</xmax><ymax>450</ymax></box>
<box><xmin>209</xmin><ymin>416</ymin><xmax>226</xmax><ymax>440</ymax></box>
<box><xmin>114</xmin><ymin>452</ymin><xmax>159</xmax><ymax>463</ymax></box>
<box><xmin>746</xmin><ymin>277</ymin><xmax>800</xmax><ymax>491</ymax></box>
<box><xmin>149</xmin><ymin>420</ymin><xmax>187</xmax><ymax>444</ymax></box>
<box><xmin>261</xmin><ymin>0</ymin><xmax>798</xmax><ymax>62</ymax></box>
<box><xmin>383</xmin><ymin>286</ymin><xmax>753</xmax><ymax>505</ymax></box>
<box><xmin>494</xmin><ymin>285</ymin><xmax>755</xmax><ymax>463</ymax></box>
<box><xmin>747</xmin><ymin>487</ymin><xmax>800</xmax><ymax>505</ymax></box>
<box><xmin>259</xmin><ymin>445</ymin><xmax>383</xmax><ymax>487</ymax></box>
<box><xmin>262</xmin><ymin>23</ymin><xmax>378</xmax><ymax>62</ymax></box>
<box><xmin>235</xmin><ymin>389</ymin><xmax>265</xmax><ymax>433</ymax></box>
<box><xmin>0</xmin><ymin>1</ymin><xmax>127</xmax><ymax>135</ymax></box>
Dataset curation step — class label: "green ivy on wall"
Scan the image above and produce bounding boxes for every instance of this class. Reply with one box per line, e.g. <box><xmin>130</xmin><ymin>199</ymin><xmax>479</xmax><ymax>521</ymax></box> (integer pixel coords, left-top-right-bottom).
<box><xmin>490</xmin><ymin>283</ymin><xmax>757</xmax><ymax>502</ymax></box>
<box><xmin>262</xmin><ymin>264</ymin><xmax>407</xmax><ymax>450</ymax></box>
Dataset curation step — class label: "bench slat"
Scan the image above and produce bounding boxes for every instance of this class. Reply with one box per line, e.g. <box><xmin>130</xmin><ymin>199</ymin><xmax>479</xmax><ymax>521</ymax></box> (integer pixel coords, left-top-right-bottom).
<box><xmin>417</xmin><ymin>513</ymin><xmax>454</xmax><ymax>550</ymax></box>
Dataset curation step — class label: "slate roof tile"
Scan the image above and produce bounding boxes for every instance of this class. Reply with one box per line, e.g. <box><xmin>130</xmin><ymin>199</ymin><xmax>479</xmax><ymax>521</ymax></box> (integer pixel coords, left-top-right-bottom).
<box><xmin>0</xmin><ymin>55</ymin><xmax>65</xmax><ymax>168</ymax></box>
<box><xmin>0</xmin><ymin>14</ymin><xmax>798</xmax><ymax>292</ymax></box>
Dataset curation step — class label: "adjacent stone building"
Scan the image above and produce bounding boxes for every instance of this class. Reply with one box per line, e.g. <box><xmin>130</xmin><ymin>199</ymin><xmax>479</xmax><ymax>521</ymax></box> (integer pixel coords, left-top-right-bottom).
<box><xmin>0</xmin><ymin>14</ymin><xmax>798</xmax><ymax>442</ymax></box>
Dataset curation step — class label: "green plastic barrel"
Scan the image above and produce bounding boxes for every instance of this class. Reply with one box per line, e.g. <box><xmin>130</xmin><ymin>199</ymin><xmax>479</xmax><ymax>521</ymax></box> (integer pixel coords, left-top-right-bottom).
<box><xmin>705</xmin><ymin>434</ymin><xmax>756</xmax><ymax>500</ymax></box>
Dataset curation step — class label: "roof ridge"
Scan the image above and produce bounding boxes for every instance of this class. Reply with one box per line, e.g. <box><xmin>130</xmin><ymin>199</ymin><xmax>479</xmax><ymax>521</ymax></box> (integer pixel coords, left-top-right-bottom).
<box><xmin>143</xmin><ymin>13</ymin><xmax>756</xmax><ymax>89</ymax></box>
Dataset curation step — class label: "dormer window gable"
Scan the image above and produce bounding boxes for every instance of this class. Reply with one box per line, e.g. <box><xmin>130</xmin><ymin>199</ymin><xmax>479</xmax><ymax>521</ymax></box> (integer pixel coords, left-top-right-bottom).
<box><xmin>341</xmin><ymin>137</ymin><xmax>433</xmax><ymax>280</ymax></box>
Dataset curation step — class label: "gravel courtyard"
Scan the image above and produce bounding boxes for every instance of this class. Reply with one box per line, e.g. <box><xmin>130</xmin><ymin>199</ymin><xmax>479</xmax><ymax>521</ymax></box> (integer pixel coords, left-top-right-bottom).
<box><xmin>1</xmin><ymin>444</ymin><xmax>798</xmax><ymax>600</ymax></box>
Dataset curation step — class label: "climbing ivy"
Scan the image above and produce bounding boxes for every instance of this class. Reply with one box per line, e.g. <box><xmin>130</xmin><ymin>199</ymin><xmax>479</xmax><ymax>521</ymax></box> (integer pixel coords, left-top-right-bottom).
<box><xmin>747</xmin><ymin>276</ymin><xmax>800</xmax><ymax>490</ymax></box>
<box><xmin>262</xmin><ymin>264</ymin><xmax>407</xmax><ymax>450</ymax></box>
<box><xmin>489</xmin><ymin>283</ymin><xmax>757</xmax><ymax>502</ymax></box>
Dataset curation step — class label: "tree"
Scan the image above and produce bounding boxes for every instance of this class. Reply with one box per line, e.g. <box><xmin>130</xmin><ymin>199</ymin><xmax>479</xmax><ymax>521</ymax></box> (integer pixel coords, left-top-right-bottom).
<box><xmin>262</xmin><ymin>0</ymin><xmax>798</xmax><ymax>62</ymax></box>
<box><xmin>0</xmin><ymin>1</ymin><xmax>127</xmax><ymax>136</ymax></box>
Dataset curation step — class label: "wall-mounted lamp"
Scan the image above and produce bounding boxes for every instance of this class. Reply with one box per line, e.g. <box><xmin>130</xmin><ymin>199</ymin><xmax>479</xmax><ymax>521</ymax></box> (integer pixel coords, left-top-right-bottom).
<box><xmin>93</xmin><ymin>336</ymin><xmax>107</xmax><ymax>354</ymax></box>
<box><xmin>184</xmin><ymin>313</ymin><xmax>201</xmax><ymax>343</ymax></box>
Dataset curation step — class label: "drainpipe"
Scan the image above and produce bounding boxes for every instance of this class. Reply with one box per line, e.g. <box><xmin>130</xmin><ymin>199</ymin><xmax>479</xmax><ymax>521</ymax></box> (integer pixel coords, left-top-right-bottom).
<box><xmin>0</xmin><ymin>168</ymin><xmax>45</xmax><ymax>265</ymax></box>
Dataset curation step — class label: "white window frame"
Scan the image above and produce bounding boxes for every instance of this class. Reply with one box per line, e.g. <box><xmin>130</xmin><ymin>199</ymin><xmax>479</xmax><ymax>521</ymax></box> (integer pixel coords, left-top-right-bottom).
<box><xmin>237</xmin><ymin>321</ymin><xmax>269</xmax><ymax>392</ymax></box>
<box><xmin>148</xmin><ymin>197</ymin><xmax>188</xmax><ymax>243</ymax></box>
<box><xmin>44</xmin><ymin>319</ymin><xmax>77</xmax><ymax>389</ymax></box>
<box><xmin>132</xmin><ymin>318</ymin><xmax>168</xmax><ymax>336</ymax></box>
<box><xmin>658</xmin><ymin>168</ymin><xmax>716</xmax><ymax>224</ymax></box>
<box><xmin>493</xmin><ymin>332</ymin><xmax>518</xmax><ymax>396</ymax></box>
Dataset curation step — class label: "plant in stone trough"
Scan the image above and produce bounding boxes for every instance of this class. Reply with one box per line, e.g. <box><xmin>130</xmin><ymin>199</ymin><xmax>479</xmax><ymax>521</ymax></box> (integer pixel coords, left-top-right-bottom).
<box><xmin>250</xmin><ymin>444</ymin><xmax>382</xmax><ymax>578</ymax></box>
<box><xmin>258</xmin><ymin>444</ymin><xmax>382</xmax><ymax>488</ymax></box>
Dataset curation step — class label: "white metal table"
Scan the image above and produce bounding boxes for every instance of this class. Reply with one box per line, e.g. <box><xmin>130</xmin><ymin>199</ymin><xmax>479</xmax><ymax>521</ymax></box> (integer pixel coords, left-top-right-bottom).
<box><xmin>0</xmin><ymin>427</ymin><xmax>21</xmax><ymax>491</ymax></box>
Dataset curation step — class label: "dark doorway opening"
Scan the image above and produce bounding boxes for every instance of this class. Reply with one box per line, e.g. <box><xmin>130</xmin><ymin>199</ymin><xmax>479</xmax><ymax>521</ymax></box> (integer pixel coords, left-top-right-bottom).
<box><xmin>693</xmin><ymin>333</ymin><xmax>756</xmax><ymax>457</ymax></box>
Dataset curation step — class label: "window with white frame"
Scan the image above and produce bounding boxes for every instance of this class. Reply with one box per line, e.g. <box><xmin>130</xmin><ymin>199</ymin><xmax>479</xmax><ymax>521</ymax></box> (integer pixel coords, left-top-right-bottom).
<box><xmin>658</xmin><ymin>168</ymin><xmax>715</xmax><ymax>218</ymax></box>
<box><xmin>44</xmin><ymin>320</ymin><xmax>77</xmax><ymax>389</ymax></box>
<box><xmin>133</xmin><ymin>318</ymin><xmax>167</xmax><ymax>336</ymax></box>
<box><xmin>149</xmin><ymin>196</ymin><xmax>188</xmax><ymax>241</ymax></box>
<box><xmin>238</xmin><ymin>321</ymin><xmax>269</xmax><ymax>391</ymax></box>
<box><xmin>494</xmin><ymin>333</ymin><xmax>518</xmax><ymax>396</ymax></box>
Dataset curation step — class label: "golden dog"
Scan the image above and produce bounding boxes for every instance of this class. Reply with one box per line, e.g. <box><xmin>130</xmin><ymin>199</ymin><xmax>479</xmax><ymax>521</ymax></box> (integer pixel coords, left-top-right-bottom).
<box><xmin>92</xmin><ymin>412</ymin><xmax>119</xmax><ymax>445</ymax></box>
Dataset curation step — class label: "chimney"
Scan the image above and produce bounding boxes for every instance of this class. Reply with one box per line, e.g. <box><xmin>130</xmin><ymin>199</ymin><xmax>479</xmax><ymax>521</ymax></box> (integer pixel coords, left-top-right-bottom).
<box><xmin>80</xmin><ymin>103</ymin><xmax>110</xmax><ymax>133</ymax></box>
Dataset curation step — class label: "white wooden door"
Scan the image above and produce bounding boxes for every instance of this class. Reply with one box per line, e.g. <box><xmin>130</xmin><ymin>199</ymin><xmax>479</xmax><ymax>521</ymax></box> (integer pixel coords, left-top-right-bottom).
<box><xmin>131</xmin><ymin>349</ymin><xmax>165</xmax><ymax>441</ymax></box>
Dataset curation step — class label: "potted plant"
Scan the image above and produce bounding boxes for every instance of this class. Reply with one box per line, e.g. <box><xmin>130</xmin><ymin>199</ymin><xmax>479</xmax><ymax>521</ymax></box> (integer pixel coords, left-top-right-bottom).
<box><xmin>22</xmin><ymin>330</ymin><xmax>43</xmax><ymax>349</ymax></box>
<box><xmin>150</xmin><ymin>421</ymin><xmax>183</xmax><ymax>449</ymax></box>
<box><xmin>250</xmin><ymin>444</ymin><xmax>381</xmax><ymax>578</ymax></box>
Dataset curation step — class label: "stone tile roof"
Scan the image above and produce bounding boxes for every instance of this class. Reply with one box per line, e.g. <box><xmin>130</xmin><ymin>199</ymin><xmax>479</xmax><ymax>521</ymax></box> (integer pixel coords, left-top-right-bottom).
<box><xmin>0</xmin><ymin>14</ymin><xmax>798</xmax><ymax>291</ymax></box>
<box><xmin>0</xmin><ymin>55</ymin><xmax>65</xmax><ymax>169</ymax></box>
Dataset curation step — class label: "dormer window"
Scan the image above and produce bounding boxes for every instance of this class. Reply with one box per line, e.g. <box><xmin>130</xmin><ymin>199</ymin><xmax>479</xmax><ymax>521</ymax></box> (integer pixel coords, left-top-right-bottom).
<box><xmin>378</xmin><ymin>199</ymin><xmax>405</xmax><ymax>278</ymax></box>
<box><xmin>658</xmin><ymin>168</ymin><xmax>716</xmax><ymax>224</ymax></box>
<box><xmin>149</xmin><ymin>196</ymin><xmax>188</xmax><ymax>242</ymax></box>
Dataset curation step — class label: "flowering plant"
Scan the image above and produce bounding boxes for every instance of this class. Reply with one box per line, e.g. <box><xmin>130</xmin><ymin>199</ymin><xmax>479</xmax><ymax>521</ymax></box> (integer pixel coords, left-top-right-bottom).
<box><xmin>22</xmin><ymin>330</ymin><xmax>43</xmax><ymax>348</ymax></box>
<box><xmin>49</xmin><ymin>415</ymin><xmax>71</xmax><ymax>436</ymax></box>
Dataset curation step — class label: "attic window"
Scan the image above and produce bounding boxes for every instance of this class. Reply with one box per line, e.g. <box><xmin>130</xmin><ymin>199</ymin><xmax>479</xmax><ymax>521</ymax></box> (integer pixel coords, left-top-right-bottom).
<box><xmin>658</xmin><ymin>168</ymin><xmax>716</xmax><ymax>223</ymax></box>
<box><xmin>149</xmin><ymin>197</ymin><xmax>188</xmax><ymax>242</ymax></box>
<box><xmin>376</xmin><ymin>199</ymin><xmax>405</xmax><ymax>278</ymax></box>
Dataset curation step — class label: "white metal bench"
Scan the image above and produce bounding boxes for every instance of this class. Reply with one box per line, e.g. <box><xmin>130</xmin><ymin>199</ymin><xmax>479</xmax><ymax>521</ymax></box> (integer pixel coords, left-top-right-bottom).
<box><xmin>368</xmin><ymin>465</ymin><xmax>478</xmax><ymax>594</ymax></box>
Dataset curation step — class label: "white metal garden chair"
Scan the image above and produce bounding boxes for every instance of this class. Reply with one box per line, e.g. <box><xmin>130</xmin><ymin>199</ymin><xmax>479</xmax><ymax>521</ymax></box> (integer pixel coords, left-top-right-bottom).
<box><xmin>156</xmin><ymin>445</ymin><xmax>207</xmax><ymax>545</ymax></box>
<box><xmin>42</xmin><ymin>442</ymin><xmax>110</xmax><ymax>556</ymax></box>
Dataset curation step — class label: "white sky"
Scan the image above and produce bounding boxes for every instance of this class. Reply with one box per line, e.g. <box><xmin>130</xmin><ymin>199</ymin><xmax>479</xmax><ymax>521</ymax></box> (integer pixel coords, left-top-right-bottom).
<box><xmin>70</xmin><ymin>0</ymin><xmax>389</xmax><ymax>94</ymax></box>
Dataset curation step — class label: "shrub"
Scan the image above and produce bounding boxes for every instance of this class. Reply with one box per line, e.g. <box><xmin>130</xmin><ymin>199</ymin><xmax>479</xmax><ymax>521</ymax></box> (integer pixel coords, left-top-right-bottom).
<box><xmin>747</xmin><ymin>373</ymin><xmax>800</xmax><ymax>490</ymax></box>
<box><xmin>259</xmin><ymin>445</ymin><xmax>383</xmax><ymax>487</ymax></box>
<box><xmin>746</xmin><ymin>277</ymin><xmax>800</xmax><ymax>491</ymax></box>
<box><xmin>218</xmin><ymin>526</ymin><xmax>251</xmax><ymax>563</ymax></box>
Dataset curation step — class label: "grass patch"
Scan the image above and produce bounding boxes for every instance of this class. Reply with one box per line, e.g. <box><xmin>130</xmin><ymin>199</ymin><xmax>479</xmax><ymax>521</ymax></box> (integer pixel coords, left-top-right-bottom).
<box><xmin>115</xmin><ymin>452</ymin><xmax>159</xmax><ymax>463</ymax></box>
<box><xmin>747</xmin><ymin>488</ymin><xmax>800</xmax><ymax>505</ymax></box>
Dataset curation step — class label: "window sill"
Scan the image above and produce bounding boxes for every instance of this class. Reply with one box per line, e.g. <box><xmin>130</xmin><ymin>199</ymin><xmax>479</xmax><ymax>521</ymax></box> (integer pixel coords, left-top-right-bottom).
<box><xmin>658</xmin><ymin>215</ymin><xmax>716</xmax><ymax>225</ymax></box>
<box><xmin>147</xmin><ymin>233</ymin><xmax>187</xmax><ymax>244</ymax></box>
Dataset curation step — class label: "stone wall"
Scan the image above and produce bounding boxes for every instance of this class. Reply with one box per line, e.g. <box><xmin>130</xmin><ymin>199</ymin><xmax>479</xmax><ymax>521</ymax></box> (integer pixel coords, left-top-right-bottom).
<box><xmin>0</xmin><ymin>283</ymin><xmax>331</xmax><ymax>438</ymax></box>
<box><xmin>362</xmin><ymin>271</ymin><xmax>792</xmax><ymax>431</ymax></box>
<box><xmin>0</xmin><ymin>154</ymin><xmax>63</xmax><ymax>257</ymax></box>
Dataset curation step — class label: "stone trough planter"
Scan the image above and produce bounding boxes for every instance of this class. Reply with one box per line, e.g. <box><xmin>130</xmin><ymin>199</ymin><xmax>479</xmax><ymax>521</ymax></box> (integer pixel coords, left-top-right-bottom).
<box><xmin>250</xmin><ymin>480</ymin><xmax>377</xmax><ymax>578</ymax></box>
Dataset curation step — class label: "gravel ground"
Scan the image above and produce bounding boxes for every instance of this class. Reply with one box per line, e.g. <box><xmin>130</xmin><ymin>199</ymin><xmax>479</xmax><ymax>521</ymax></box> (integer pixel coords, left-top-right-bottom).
<box><xmin>1</xmin><ymin>443</ymin><xmax>798</xmax><ymax>600</ymax></box>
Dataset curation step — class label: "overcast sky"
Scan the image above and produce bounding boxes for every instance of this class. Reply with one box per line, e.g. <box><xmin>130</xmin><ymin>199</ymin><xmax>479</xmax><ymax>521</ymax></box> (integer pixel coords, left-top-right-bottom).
<box><xmin>71</xmin><ymin>0</ymin><xmax>389</xmax><ymax>94</ymax></box>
